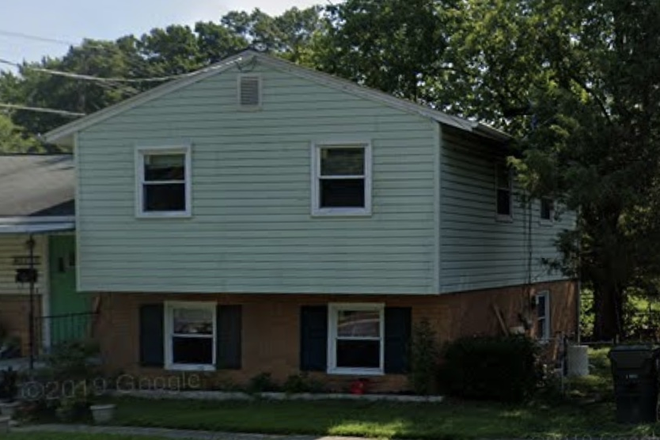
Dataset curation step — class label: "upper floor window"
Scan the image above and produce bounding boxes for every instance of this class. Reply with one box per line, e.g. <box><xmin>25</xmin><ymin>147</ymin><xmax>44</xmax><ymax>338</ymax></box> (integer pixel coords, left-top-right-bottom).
<box><xmin>136</xmin><ymin>145</ymin><xmax>191</xmax><ymax>217</ymax></box>
<box><xmin>540</xmin><ymin>197</ymin><xmax>554</xmax><ymax>223</ymax></box>
<box><xmin>496</xmin><ymin>164</ymin><xmax>513</xmax><ymax>219</ymax></box>
<box><xmin>311</xmin><ymin>142</ymin><xmax>372</xmax><ymax>216</ymax></box>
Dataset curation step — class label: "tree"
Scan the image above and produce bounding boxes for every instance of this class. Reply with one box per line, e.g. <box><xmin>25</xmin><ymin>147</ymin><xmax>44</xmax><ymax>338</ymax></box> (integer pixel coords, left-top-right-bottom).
<box><xmin>0</xmin><ymin>114</ymin><xmax>40</xmax><ymax>153</ymax></box>
<box><xmin>456</xmin><ymin>0</ymin><xmax>660</xmax><ymax>340</ymax></box>
<box><xmin>308</xmin><ymin>0</ymin><xmax>460</xmax><ymax>104</ymax></box>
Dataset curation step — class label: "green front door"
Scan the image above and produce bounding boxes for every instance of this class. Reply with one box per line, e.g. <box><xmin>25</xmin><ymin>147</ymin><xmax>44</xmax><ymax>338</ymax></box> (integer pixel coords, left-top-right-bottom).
<box><xmin>48</xmin><ymin>235</ymin><xmax>89</xmax><ymax>345</ymax></box>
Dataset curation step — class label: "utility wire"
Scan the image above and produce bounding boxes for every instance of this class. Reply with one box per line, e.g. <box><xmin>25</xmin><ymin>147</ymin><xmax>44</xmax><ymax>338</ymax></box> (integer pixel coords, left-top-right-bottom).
<box><xmin>0</xmin><ymin>55</ymin><xmax>246</xmax><ymax>85</ymax></box>
<box><xmin>0</xmin><ymin>29</ymin><xmax>77</xmax><ymax>46</ymax></box>
<box><xmin>0</xmin><ymin>103</ymin><xmax>84</xmax><ymax>117</ymax></box>
<box><xmin>0</xmin><ymin>58</ymin><xmax>192</xmax><ymax>83</ymax></box>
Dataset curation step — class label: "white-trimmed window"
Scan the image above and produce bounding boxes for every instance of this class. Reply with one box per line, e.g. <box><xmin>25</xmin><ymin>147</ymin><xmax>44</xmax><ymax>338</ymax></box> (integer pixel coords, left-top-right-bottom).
<box><xmin>165</xmin><ymin>302</ymin><xmax>216</xmax><ymax>371</ymax></box>
<box><xmin>328</xmin><ymin>303</ymin><xmax>384</xmax><ymax>375</ymax></box>
<box><xmin>136</xmin><ymin>146</ymin><xmax>191</xmax><ymax>217</ymax></box>
<box><xmin>311</xmin><ymin>143</ymin><xmax>372</xmax><ymax>216</ymax></box>
<box><xmin>535</xmin><ymin>291</ymin><xmax>551</xmax><ymax>341</ymax></box>
<box><xmin>540</xmin><ymin>197</ymin><xmax>554</xmax><ymax>223</ymax></box>
<box><xmin>496</xmin><ymin>163</ymin><xmax>513</xmax><ymax>219</ymax></box>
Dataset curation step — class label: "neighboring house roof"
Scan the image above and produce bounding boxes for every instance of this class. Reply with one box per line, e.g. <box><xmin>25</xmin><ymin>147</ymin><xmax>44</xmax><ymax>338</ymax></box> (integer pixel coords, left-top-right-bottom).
<box><xmin>45</xmin><ymin>50</ymin><xmax>510</xmax><ymax>147</ymax></box>
<box><xmin>0</xmin><ymin>154</ymin><xmax>74</xmax><ymax>218</ymax></box>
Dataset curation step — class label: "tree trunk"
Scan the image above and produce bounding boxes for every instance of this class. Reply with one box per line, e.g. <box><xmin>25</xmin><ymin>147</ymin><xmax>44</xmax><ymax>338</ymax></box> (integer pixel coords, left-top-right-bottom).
<box><xmin>593</xmin><ymin>282</ymin><xmax>624</xmax><ymax>341</ymax></box>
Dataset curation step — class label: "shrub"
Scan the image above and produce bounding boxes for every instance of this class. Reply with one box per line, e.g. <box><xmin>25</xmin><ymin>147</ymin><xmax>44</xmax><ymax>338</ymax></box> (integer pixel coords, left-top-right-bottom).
<box><xmin>283</xmin><ymin>373</ymin><xmax>326</xmax><ymax>394</ymax></box>
<box><xmin>247</xmin><ymin>372</ymin><xmax>280</xmax><ymax>394</ymax></box>
<box><xmin>439</xmin><ymin>334</ymin><xmax>542</xmax><ymax>403</ymax></box>
<box><xmin>408</xmin><ymin>318</ymin><xmax>441</xmax><ymax>395</ymax></box>
<box><xmin>43</xmin><ymin>340</ymin><xmax>101</xmax><ymax>381</ymax></box>
<box><xmin>0</xmin><ymin>368</ymin><xmax>18</xmax><ymax>401</ymax></box>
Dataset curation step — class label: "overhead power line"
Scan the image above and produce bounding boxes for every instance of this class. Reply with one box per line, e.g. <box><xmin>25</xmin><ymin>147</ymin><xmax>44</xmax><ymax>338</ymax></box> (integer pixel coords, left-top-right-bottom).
<box><xmin>0</xmin><ymin>29</ymin><xmax>77</xmax><ymax>46</ymax></box>
<box><xmin>0</xmin><ymin>103</ymin><xmax>85</xmax><ymax>117</ymax></box>
<box><xmin>0</xmin><ymin>54</ymin><xmax>248</xmax><ymax>85</ymax></box>
<box><xmin>0</xmin><ymin>58</ymin><xmax>192</xmax><ymax>83</ymax></box>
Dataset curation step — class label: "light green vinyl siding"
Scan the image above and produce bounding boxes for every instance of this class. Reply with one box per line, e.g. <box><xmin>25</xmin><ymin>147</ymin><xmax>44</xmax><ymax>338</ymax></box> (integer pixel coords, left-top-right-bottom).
<box><xmin>76</xmin><ymin>62</ymin><xmax>437</xmax><ymax>294</ymax></box>
<box><xmin>439</xmin><ymin>126</ymin><xmax>575</xmax><ymax>293</ymax></box>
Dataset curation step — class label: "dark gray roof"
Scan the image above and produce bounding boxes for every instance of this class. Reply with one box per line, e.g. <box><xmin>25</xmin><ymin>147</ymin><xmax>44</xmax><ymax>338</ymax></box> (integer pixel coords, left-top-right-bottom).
<box><xmin>0</xmin><ymin>154</ymin><xmax>74</xmax><ymax>217</ymax></box>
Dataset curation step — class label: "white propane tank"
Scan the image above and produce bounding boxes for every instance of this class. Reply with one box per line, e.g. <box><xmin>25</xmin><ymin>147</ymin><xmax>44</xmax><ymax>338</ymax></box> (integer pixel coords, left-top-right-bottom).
<box><xmin>566</xmin><ymin>345</ymin><xmax>590</xmax><ymax>377</ymax></box>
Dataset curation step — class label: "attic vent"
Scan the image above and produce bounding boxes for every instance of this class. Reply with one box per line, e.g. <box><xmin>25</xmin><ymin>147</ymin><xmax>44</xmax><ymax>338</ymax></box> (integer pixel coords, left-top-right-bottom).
<box><xmin>238</xmin><ymin>75</ymin><xmax>261</xmax><ymax>109</ymax></box>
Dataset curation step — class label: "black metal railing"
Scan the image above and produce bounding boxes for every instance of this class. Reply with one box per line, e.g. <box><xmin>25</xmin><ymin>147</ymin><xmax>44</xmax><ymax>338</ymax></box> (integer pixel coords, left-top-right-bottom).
<box><xmin>33</xmin><ymin>311</ymin><xmax>99</xmax><ymax>352</ymax></box>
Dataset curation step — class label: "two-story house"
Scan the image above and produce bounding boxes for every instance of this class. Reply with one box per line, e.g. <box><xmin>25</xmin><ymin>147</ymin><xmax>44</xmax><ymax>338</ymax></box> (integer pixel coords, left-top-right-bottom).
<box><xmin>45</xmin><ymin>50</ymin><xmax>577</xmax><ymax>391</ymax></box>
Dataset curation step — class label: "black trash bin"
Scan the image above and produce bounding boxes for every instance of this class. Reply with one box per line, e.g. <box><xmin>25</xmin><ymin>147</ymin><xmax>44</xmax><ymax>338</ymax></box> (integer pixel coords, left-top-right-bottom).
<box><xmin>608</xmin><ymin>345</ymin><xmax>660</xmax><ymax>423</ymax></box>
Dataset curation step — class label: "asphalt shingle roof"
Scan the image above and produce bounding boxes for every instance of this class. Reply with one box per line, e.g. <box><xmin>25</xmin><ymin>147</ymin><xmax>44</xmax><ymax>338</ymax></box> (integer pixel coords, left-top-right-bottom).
<box><xmin>0</xmin><ymin>154</ymin><xmax>74</xmax><ymax>217</ymax></box>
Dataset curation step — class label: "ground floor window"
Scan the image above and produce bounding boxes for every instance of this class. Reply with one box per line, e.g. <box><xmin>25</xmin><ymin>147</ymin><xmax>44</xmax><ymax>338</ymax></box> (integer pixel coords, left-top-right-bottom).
<box><xmin>328</xmin><ymin>303</ymin><xmax>384</xmax><ymax>375</ymax></box>
<box><xmin>164</xmin><ymin>301</ymin><xmax>216</xmax><ymax>371</ymax></box>
<box><xmin>535</xmin><ymin>291</ymin><xmax>551</xmax><ymax>341</ymax></box>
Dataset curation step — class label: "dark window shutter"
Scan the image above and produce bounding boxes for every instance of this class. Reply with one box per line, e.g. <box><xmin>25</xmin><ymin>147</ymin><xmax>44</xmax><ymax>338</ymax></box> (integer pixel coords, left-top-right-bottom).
<box><xmin>300</xmin><ymin>306</ymin><xmax>328</xmax><ymax>371</ymax></box>
<box><xmin>384</xmin><ymin>307</ymin><xmax>412</xmax><ymax>374</ymax></box>
<box><xmin>217</xmin><ymin>305</ymin><xmax>242</xmax><ymax>369</ymax></box>
<box><xmin>139</xmin><ymin>304</ymin><xmax>164</xmax><ymax>367</ymax></box>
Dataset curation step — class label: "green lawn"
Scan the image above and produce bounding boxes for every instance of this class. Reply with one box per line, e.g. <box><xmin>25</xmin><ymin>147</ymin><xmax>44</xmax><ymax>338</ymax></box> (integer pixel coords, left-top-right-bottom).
<box><xmin>25</xmin><ymin>347</ymin><xmax>654</xmax><ymax>439</ymax></box>
<box><xmin>7</xmin><ymin>434</ymin><xmax>167</xmax><ymax>440</ymax></box>
<box><xmin>97</xmin><ymin>394</ymin><xmax>650</xmax><ymax>439</ymax></box>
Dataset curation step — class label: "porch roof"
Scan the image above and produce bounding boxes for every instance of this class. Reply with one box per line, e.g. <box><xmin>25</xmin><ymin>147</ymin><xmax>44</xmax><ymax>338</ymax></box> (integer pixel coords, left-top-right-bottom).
<box><xmin>0</xmin><ymin>154</ymin><xmax>74</xmax><ymax>217</ymax></box>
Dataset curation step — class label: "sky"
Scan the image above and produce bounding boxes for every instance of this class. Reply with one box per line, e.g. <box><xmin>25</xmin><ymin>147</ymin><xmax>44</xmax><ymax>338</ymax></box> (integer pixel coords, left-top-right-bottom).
<box><xmin>0</xmin><ymin>0</ymin><xmax>325</xmax><ymax>67</ymax></box>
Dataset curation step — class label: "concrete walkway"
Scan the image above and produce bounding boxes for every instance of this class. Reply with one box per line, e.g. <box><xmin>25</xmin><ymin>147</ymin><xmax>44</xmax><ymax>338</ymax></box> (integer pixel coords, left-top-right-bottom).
<box><xmin>16</xmin><ymin>424</ymin><xmax>375</xmax><ymax>440</ymax></box>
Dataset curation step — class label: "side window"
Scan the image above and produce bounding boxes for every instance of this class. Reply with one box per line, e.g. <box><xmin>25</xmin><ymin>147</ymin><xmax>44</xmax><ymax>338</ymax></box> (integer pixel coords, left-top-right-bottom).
<box><xmin>496</xmin><ymin>163</ymin><xmax>513</xmax><ymax>219</ymax></box>
<box><xmin>312</xmin><ymin>143</ymin><xmax>372</xmax><ymax>216</ymax></box>
<box><xmin>136</xmin><ymin>146</ymin><xmax>191</xmax><ymax>217</ymax></box>
<box><xmin>540</xmin><ymin>197</ymin><xmax>554</xmax><ymax>223</ymax></box>
<box><xmin>535</xmin><ymin>291</ymin><xmax>551</xmax><ymax>341</ymax></box>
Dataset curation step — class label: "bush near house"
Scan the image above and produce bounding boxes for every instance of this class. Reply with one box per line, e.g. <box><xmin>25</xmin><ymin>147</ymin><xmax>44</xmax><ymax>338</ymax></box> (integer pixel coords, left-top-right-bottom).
<box><xmin>439</xmin><ymin>335</ymin><xmax>542</xmax><ymax>402</ymax></box>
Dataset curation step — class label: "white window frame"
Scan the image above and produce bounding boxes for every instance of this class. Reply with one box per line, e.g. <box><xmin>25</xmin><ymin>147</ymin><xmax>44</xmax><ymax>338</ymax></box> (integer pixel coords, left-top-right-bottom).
<box><xmin>535</xmin><ymin>291</ymin><xmax>551</xmax><ymax>342</ymax></box>
<box><xmin>311</xmin><ymin>142</ymin><xmax>372</xmax><ymax>217</ymax></box>
<box><xmin>135</xmin><ymin>145</ymin><xmax>192</xmax><ymax>218</ymax></box>
<box><xmin>495</xmin><ymin>163</ymin><xmax>514</xmax><ymax>222</ymax></box>
<box><xmin>164</xmin><ymin>301</ymin><xmax>216</xmax><ymax>372</ymax></box>
<box><xmin>237</xmin><ymin>74</ymin><xmax>263</xmax><ymax>111</ymax></box>
<box><xmin>327</xmin><ymin>303</ymin><xmax>384</xmax><ymax>376</ymax></box>
<box><xmin>539</xmin><ymin>197</ymin><xmax>555</xmax><ymax>225</ymax></box>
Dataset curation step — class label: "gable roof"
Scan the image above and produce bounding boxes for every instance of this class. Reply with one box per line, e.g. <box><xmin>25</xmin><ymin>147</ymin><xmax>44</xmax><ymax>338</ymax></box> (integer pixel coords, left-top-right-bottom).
<box><xmin>0</xmin><ymin>154</ymin><xmax>74</xmax><ymax>217</ymax></box>
<box><xmin>45</xmin><ymin>50</ymin><xmax>510</xmax><ymax>147</ymax></box>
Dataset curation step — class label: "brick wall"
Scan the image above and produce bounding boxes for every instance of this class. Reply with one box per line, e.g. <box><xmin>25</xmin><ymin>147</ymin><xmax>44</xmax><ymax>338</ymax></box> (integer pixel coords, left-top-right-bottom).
<box><xmin>94</xmin><ymin>280</ymin><xmax>577</xmax><ymax>393</ymax></box>
<box><xmin>0</xmin><ymin>294</ymin><xmax>42</xmax><ymax>356</ymax></box>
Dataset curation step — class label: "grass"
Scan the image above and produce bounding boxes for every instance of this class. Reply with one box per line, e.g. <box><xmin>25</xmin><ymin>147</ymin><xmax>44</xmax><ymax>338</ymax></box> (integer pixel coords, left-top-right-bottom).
<box><xmin>95</xmin><ymin>394</ymin><xmax>655</xmax><ymax>439</ymax></box>
<box><xmin>565</xmin><ymin>347</ymin><xmax>613</xmax><ymax>400</ymax></box>
<box><xmin>26</xmin><ymin>348</ymin><xmax>659</xmax><ymax>439</ymax></box>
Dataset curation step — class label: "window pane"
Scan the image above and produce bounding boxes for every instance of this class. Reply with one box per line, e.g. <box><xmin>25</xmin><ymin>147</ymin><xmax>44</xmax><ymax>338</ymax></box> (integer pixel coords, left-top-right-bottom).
<box><xmin>145</xmin><ymin>154</ymin><xmax>185</xmax><ymax>181</ymax></box>
<box><xmin>536</xmin><ymin>318</ymin><xmax>547</xmax><ymax>339</ymax></box>
<box><xmin>497</xmin><ymin>189</ymin><xmax>511</xmax><ymax>215</ymax></box>
<box><xmin>541</xmin><ymin>198</ymin><xmax>553</xmax><ymax>220</ymax></box>
<box><xmin>173</xmin><ymin>308</ymin><xmax>213</xmax><ymax>335</ymax></box>
<box><xmin>336</xmin><ymin>340</ymin><xmax>380</xmax><ymax>369</ymax></box>
<box><xmin>537</xmin><ymin>296</ymin><xmax>547</xmax><ymax>318</ymax></box>
<box><xmin>321</xmin><ymin>148</ymin><xmax>365</xmax><ymax>176</ymax></box>
<box><xmin>338</xmin><ymin>310</ymin><xmax>380</xmax><ymax>337</ymax></box>
<box><xmin>144</xmin><ymin>183</ymin><xmax>186</xmax><ymax>211</ymax></box>
<box><xmin>320</xmin><ymin>179</ymin><xmax>365</xmax><ymax>208</ymax></box>
<box><xmin>172</xmin><ymin>337</ymin><xmax>213</xmax><ymax>364</ymax></box>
